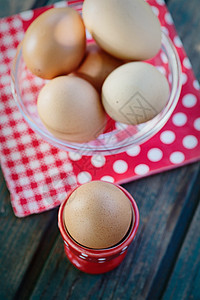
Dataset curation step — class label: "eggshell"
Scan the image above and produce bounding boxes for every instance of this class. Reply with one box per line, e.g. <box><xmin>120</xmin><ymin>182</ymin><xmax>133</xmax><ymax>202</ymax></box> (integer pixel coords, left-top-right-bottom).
<box><xmin>75</xmin><ymin>42</ymin><xmax>123</xmax><ymax>92</ymax></box>
<box><xmin>63</xmin><ymin>181</ymin><xmax>133</xmax><ymax>249</ymax></box>
<box><xmin>22</xmin><ymin>7</ymin><xmax>86</xmax><ymax>79</ymax></box>
<box><xmin>37</xmin><ymin>76</ymin><xmax>106</xmax><ymax>143</ymax></box>
<box><xmin>82</xmin><ymin>0</ymin><xmax>161</xmax><ymax>60</ymax></box>
<box><xmin>102</xmin><ymin>62</ymin><xmax>170</xmax><ymax>125</ymax></box>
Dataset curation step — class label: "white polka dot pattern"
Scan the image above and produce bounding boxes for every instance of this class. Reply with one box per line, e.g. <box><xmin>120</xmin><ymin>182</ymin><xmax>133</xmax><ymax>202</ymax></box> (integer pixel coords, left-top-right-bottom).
<box><xmin>77</xmin><ymin>172</ymin><xmax>92</xmax><ymax>184</ymax></box>
<box><xmin>160</xmin><ymin>131</ymin><xmax>176</xmax><ymax>144</ymax></box>
<box><xmin>156</xmin><ymin>0</ymin><xmax>165</xmax><ymax>5</ymax></box>
<box><xmin>165</xmin><ymin>12</ymin><xmax>173</xmax><ymax>25</ymax></box>
<box><xmin>181</xmin><ymin>73</ymin><xmax>188</xmax><ymax>85</ymax></box>
<box><xmin>161</xmin><ymin>52</ymin><xmax>168</xmax><ymax>64</ymax></box>
<box><xmin>182</xmin><ymin>135</ymin><xmax>198</xmax><ymax>149</ymax></box>
<box><xmin>91</xmin><ymin>155</ymin><xmax>106</xmax><ymax>168</ymax></box>
<box><xmin>20</xmin><ymin>10</ymin><xmax>34</xmax><ymax>21</ymax></box>
<box><xmin>193</xmin><ymin>80</ymin><xmax>200</xmax><ymax>90</ymax></box>
<box><xmin>170</xmin><ymin>152</ymin><xmax>185</xmax><ymax>164</ymax></box>
<box><xmin>113</xmin><ymin>160</ymin><xmax>128</xmax><ymax>174</ymax></box>
<box><xmin>151</xmin><ymin>6</ymin><xmax>159</xmax><ymax>16</ymax></box>
<box><xmin>182</xmin><ymin>94</ymin><xmax>197</xmax><ymax>108</ymax></box>
<box><xmin>174</xmin><ymin>36</ymin><xmax>182</xmax><ymax>48</ymax></box>
<box><xmin>53</xmin><ymin>1</ymin><xmax>68</xmax><ymax>7</ymax></box>
<box><xmin>126</xmin><ymin>146</ymin><xmax>141</xmax><ymax>157</ymax></box>
<box><xmin>194</xmin><ymin>118</ymin><xmax>200</xmax><ymax>131</ymax></box>
<box><xmin>172</xmin><ymin>113</ymin><xmax>187</xmax><ymax>127</ymax></box>
<box><xmin>147</xmin><ymin>148</ymin><xmax>163</xmax><ymax>162</ymax></box>
<box><xmin>100</xmin><ymin>176</ymin><xmax>115</xmax><ymax>183</ymax></box>
<box><xmin>135</xmin><ymin>164</ymin><xmax>150</xmax><ymax>175</ymax></box>
<box><xmin>183</xmin><ymin>57</ymin><xmax>192</xmax><ymax>69</ymax></box>
<box><xmin>68</xmin><ymin>152</ymin><xmax>82</xmax><ymax>161</ymax></box>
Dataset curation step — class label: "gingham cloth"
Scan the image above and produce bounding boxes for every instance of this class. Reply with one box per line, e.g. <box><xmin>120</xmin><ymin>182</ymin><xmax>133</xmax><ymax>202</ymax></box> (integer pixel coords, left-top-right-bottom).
<box><xmin>0</xmin><ymin>0</ymin><xmax>200</xmax><ymax>217</ymax></box>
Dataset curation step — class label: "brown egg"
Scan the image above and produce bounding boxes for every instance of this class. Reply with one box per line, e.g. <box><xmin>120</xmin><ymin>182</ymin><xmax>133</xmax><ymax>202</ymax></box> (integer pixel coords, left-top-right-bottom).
<box><xmin>22</xmin><ymin>7</ymin><xmax>86</xmax><ymax>79</ymax></box>
<box><xmin>74</xmin><ymin>42</ymin><xmax>123</xmax><ymax>92</ymax></box>
<box><xmin>37</xmin><ymin>76</ymin><xmax>106</xmax><ymax>143</ymax></box>
<box><xmin>63</xmin><ymin>181</ymin><xmax>133</xmax><ymax>249</ymax></box>
<box><xmin>82</xmin><ymin>0</ymin><xmax>161</xmax><ymax>60</ymax></box>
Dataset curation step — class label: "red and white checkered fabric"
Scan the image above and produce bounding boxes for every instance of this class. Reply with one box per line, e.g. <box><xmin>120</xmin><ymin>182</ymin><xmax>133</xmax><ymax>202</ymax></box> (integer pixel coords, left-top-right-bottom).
<box><xmin>0</xmin><ymin>0</ymin><xmax>200</xmax><ymax>217</ymax></box>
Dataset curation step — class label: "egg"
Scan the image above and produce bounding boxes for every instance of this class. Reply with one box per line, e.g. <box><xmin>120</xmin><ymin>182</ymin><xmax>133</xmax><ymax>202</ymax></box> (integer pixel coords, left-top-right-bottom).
<box><xmin>37</xmin><ymin>76</ymin><xmax>106</xmax><ymax>143</ymax></box>
<box><xmin>102</xmin><ymin>62</ymin><xmax>170</xmax><ymax>125</ymax></box>
<box><xmin>82</xmin><ymin>0</ymin><xmax>161</xmax><ymax>60</ymax></box>
<box><xmin>75</xmin><ymin>42</ymin><xmax>123</xmax><ymax>92</ymax></box>
<box><xmin>63</xmin><ymin>181</ymin><xmax>133</xmax><ymax>249</ymax></box>
<box><xmin>22</xmin><ymin>7</ymin><xmax>86</xmax><ymax>79</ymax></box>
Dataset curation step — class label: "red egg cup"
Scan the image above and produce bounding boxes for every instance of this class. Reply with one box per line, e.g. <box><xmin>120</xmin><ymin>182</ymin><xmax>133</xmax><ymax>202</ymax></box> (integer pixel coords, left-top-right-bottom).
<box><xmin>58</xmin><ymin>183</ymin><xmax>139</xmax><ymax>274</ymax></box>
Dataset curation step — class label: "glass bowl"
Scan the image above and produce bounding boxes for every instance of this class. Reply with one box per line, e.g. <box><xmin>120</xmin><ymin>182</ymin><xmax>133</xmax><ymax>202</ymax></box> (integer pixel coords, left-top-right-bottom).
<box><xmin>11</xmin><ymin>29</ymin><xmax>181</xmax><ymax>156</ymax></box>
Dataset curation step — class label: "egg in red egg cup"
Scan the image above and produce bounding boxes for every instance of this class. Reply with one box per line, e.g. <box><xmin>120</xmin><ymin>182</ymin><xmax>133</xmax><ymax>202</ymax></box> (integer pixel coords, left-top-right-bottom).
<box><xmin>58</xmin><ymin>182</ymin><xmax>139</xmax><ymax>274</ymax></box>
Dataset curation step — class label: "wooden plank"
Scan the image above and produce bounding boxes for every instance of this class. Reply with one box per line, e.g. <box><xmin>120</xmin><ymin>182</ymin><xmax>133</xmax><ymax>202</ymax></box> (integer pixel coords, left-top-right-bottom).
<box><xmin>167</xmin><ymin>0</ymin><xmax>200</xmax><ymax>80</ymax></box>
<box><xmin>0</xmin><ymin>0</ymin><xmax>36</xmax><ymax>17</ymax></box>
<box><xmin>162</xmin><ymin>202</ymin><xmax>200</xmax><ymax>300</ymax></box>
<box><xmin>29</xmin><ymin>163</ymin><xmax>200</xmax><ymax>299</ymax></box>
<box><xmin>0</xmin><ymin>168</ymin><xmax>59</xmax><ymax>300</ymax></box>
<box><xmin>0</xmin><ymin>168</ymin><xmax>10</xmax><ymax>216</ymax></box>
<box><xmin>146</xmin><ymin>165</ymin><xmax>200</xmax><ymax>299</ymax></box>
<box><xmin>147</xmin><ymin>0</ymin><xmax>200</xmax><ymax>295</ymax></box>
<box><xmin>30</xmin><ymin>0</ymin><xmax>50</xmax><ymax>10</ymax></box>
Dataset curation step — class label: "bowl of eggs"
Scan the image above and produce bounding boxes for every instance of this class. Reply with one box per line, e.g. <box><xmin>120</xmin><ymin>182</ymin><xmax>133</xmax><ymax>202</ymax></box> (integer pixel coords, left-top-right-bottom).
<box><xmin>11</xmin><ymin>0</ymin><xmax>182</xmax><ymax>155</ymax></box>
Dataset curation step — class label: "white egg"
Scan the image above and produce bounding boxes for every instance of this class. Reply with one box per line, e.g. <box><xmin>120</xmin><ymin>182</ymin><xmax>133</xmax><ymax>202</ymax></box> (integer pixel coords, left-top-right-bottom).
<box><xmin>102</xmin><ymin>62</ymin><xmax>170</xmax><ymax>125</ymax></box>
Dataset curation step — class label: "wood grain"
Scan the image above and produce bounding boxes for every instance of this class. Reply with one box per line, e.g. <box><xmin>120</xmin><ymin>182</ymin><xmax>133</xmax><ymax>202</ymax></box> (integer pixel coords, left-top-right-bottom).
<box><xmin>163</xmin><ymin>202</ymin><xmax>200</xmax><ymax>300</ymax></box>
<box><xmin>0</xmin><ymin>0</ymin><xmax>36</xmax><ymax>17</ymax></box>
<box><xmin>0</xmin><ymin>168</ymin><xmax>10</xmax><ymax>217</ymax></box>
<box><xmin>0</xmin><ymin>167</ymin><xmax>59</xmax><ymax>299</ymax></box>
<box><xmin>168</xmin><ymin>0</ymin><xmax>200</xmax><ymax>80</ymax></box>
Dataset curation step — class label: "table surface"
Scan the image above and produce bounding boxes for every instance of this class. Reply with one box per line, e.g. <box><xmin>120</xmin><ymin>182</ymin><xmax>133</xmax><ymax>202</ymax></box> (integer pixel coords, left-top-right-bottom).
<box><xmin>0</xmin><ymin>0</ymin><xmax>200</xmax><ymax>299</ymax></box>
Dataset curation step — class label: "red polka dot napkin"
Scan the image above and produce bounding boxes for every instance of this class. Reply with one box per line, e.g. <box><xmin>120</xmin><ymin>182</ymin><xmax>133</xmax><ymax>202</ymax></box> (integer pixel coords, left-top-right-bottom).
<box><xmin>0</xmin><ymin>0</ymin><xmax>200</xmax><ymax>217</ymax></box>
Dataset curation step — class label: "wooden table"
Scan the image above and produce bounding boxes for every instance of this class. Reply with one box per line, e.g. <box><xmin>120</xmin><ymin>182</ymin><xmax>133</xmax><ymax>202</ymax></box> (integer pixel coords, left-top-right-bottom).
<box><xmin>0</xmin><ymin>0</ymin><xmax>200</xmax><ymax>299</ymax></box>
